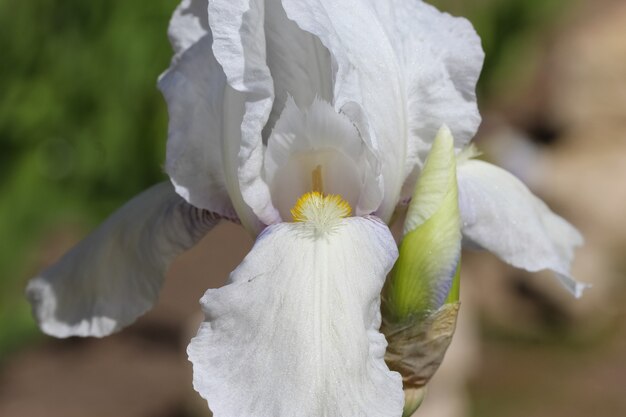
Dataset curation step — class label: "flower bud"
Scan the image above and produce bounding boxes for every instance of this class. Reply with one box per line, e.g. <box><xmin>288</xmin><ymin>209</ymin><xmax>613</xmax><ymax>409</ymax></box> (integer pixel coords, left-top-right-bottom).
<box><xmin>382</xmin><ymin>125</ymin><xmax>463</xmax><ymax>415</ymax></box>
<box><xmin>385</xmin><ymin>124</ymin><xmax>462</xmax><ymax>319</ymax></box>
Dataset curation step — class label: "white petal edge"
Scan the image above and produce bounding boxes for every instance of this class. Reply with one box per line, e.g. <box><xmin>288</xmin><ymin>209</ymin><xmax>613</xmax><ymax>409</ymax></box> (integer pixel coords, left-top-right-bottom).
<box><xmin>457</xmin><ymin>159</ymin><xmax>589</xmax><ymax>298</ymax></box>
<box><xmin>26</xmin><ymin>182</ymin><xmax>221</xmax><ymax>338</ymax></box>
<box><xmin>188</xmin><ymin>216</ymin><xmax>403</xmax><ymax>417</ymax></box>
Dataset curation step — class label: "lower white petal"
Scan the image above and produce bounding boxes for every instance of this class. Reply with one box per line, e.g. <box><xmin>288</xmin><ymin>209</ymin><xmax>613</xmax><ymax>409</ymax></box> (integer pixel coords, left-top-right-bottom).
<box><xmin>457</xmin><ymin>159</ymin><xmax>589</xmax><ymax>297</ymax></box>
<box><xmin>188</xmin><ymin>216</ymin><xmax>403</xmax><ymax>417</ymax></box>
<box><xmin>26</xmin><ymin>182</ymin><xmax>221</xmax><ymax>338</ymax></box>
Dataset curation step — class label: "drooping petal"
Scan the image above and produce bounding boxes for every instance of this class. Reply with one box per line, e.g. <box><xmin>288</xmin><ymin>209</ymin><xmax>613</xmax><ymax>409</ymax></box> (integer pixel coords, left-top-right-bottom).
<box><xmin>207</xmin><ymin>0</ymin><xmax>333</xmax><ymax>226</ymax></box>
<box><xmin>188</xmin><ymin>216</ymin><xmax>403</xmax><ymax>417</ymax></box>
<box><xmin>26</xmin><ymin>182</ymin><xmax>221</xmax><ymax>338</ymax></box>
<box><xmin>282</xmin><ymin>0</ymin><xmax>483</xmax><ymax>221</ymax></box>
<box><xmin>265</xmin><ymin>98</ymin><xmax>382</xmax><ymax>220</ymax></box>
<box><xmin>457</xmin><ymin>159</ymin><xmax>589</xmax><ymax>297</ymax></box>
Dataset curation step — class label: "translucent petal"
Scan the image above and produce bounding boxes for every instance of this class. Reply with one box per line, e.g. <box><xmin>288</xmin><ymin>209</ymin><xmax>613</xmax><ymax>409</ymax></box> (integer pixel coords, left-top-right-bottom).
<box><xmin>26</xmin><ymin>182</ymin><xmax>220</xmax><ymax>338</ymax></box>
<box><xmin>188</xmin><ymin>216</ymin><xmax>403</xmax><ymax>417</ymax></box>
<box><xmin>457</xmin><ymin>159</ymin><xmax>589</xmax><ymax>297</ymax></box>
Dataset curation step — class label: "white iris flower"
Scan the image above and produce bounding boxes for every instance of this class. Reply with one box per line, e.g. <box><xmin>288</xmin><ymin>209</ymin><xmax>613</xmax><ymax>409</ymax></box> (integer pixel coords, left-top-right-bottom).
<box><xmin>26</xmin><ymin>0</ymin><xmax>587</xmax><ymax>416</ymax></box>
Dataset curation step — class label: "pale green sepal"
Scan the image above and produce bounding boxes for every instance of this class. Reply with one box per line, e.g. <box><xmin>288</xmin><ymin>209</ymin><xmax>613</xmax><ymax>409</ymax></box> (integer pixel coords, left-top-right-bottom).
<box><xmin>385</xmin><ymin>125</ymin><xmax>462</xmax><ymax>320</ymax></box>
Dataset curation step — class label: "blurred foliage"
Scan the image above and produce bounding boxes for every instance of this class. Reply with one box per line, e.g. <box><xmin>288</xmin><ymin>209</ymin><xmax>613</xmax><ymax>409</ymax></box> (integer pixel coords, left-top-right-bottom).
<box><xmin>0</xmin><ymin>0</ymin><xmax>177</xmax><ymax>356</ymax></box>
<box><xmin>0</xmin><ymin>0</ymin><xmax>575</xmax><ymax>356</ymax></box>
<box><xmin>431</xmin><ymin>0</ymin><xmax>575</xmax><ymax>99</ymax></box>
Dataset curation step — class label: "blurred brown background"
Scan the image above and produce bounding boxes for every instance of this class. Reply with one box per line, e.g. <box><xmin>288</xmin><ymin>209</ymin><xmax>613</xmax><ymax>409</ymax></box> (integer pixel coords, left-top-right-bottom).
<box><xmin>1</xmin><ymin>0</ymin><xmax>625</xmax><ymax>416</ymax></box>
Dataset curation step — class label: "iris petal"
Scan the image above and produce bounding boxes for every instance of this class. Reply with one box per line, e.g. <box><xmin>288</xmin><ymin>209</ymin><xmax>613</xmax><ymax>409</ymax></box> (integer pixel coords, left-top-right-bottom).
<box><xmin>26</xmin><ymin>182</ymin><xmax>221</xmax><ymax>338</ymax></box>
<box><xmin>160</xmin><ymin>33</ymin><xmax>245</xmax><ymax>223</ymax></box>
<box><xmin>188</xmin><ymin>216</ymin><xmax>403</xmax><ymax>417</ymax></box>
<box><xmin>457</xmin><ymin>159</ymin><xmax>589</xmax><ymax>297</ymax></box>
<box><xmin>207</xmin><ymin>0</ymin><xmax>335</xmax><ymax>227</ymax></box>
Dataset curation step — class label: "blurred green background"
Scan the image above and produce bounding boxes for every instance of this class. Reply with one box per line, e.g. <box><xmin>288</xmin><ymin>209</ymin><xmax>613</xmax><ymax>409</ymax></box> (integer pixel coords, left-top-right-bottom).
<box><xmin>0</xmin><ymin>0</ymin><xmax>174</xmax><ymax>354</ymax></box>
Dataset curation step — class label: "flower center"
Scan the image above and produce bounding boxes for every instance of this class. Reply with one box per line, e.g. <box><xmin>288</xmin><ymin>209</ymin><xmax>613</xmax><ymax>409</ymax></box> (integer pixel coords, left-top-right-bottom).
<box><xmin>290</xmin><ymin>166</ymin><xmax>352</xmax><ymax>233</ymax></box>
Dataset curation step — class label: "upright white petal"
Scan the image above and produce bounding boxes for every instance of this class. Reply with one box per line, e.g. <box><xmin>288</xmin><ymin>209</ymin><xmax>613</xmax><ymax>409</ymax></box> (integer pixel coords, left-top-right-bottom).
<box><xmin>282</xmin><ymin>0</ymin><xmax>483</xmax><ymax>221</ymax></box>
<box><xmin>208</xmin><ymin>0</ymin><xmax>333</xmax><ymax>226</ymax></box>
<box><xmin>159</xmin><ymin>34</ymin><xmax>231</xmax><ymax>219</ymax></box>
<box><xmin>188</xmin><ymin>217</ymin><xmax>403</xmax><ymax>417</ymax></box>
<box><xmin>26</xmin><ymin>182</ymin><xmax>221</xmax><ymax>338</ymax></box>
<box><xmin>457</xmin><ymin>159</ymin><xmax>589</xmax><ymax>297</ymax></box>
<box><xmin>160</xmin><ymin>33</ymin><xmax>260</xmax><ymax>232</ymax></box>
<box><xmin>206</xmin><ymin>0</ymin><xmax>276</xmax><ymax>227</ymax></box>
<box><xmin>283</xmin><ymin>0</ymin><xmax>406</xmax><ymax>223</ymax></box>
<box><xmin>371</xmin><ymin>0</ymin><xmax>483</xmax><ymax>199</ymax></box>
<box><xmin>263</xmin><ymin>0</ymin><xmax>333</xmax><ymax>136</ymax></box>
<box><xmin>265</xmin><ymin>98</ymin><xmax>382</xmax><ymax>220</ymax></box>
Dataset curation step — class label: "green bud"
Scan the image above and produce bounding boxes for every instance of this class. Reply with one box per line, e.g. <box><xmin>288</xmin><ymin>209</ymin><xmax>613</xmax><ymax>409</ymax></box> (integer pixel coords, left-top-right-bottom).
<box><xmin>382</xmin><ymin>125</ymin><xmax>463</xmax><ymax>415</ymax></box>
<box><xmin>384</xmin><ymin>125</ymin><xmax>462</xmax><ymax>321</ymax></box>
